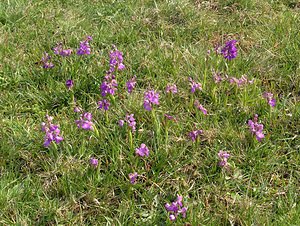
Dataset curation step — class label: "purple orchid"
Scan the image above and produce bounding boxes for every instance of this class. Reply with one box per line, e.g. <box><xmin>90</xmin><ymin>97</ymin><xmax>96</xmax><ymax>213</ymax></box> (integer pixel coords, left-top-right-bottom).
<box><xmin>77</xmin><ymin>36</ymin><xmax>92</xmax><ymax>55</ymax></box>
<box><xmin>194</xmin><ymin>100</ymin><xmax>207</xmax><ymax>115</ymax></box>
<box><xmin>221</xmin><ymin>40</ymin><xmax>238</xmax><ymax>60</ymax></box>
<box><xmin>128</xmin><ymin>172</ymin><xmax>138</xmax><ymax>184</ymax></box>
<box><xmin>188</xmin><ymin>77</ymin><xmax>202</xmax><ymax>93</ymax></box>
<box><xmin>248</xmin><ymin>114</ymin><xmax>265</xmax><ymax>142</ymax></box>
<box><xmin>75</xmin><ymin>112</ymin><xmax>94</xmax><ymax>131</ymax></box>
<box><xmin>97</xmin><ymin>99</ymin><xmax>110</xmax><ymax>111</ymax></box>
<box><xmin>126</xmin><ymin>76</ymin><xmax>136</xmax><ymax>93</ymax></box>
<box><xmin>135</xmin><ymin>143</ymin><xmax>150</xmax><ymax>157</ymax></box>
<box><xmin>262</xmin><ymin>92</ymin><xmax>276</xmax><ymax>107</ymax></box>
<box><xmin>165</xmin><ymin>195</ymin><xmax>188</xmax><ymax>221</ymax></box>
<box><xmin>41</xmin><ymin>115</ymin><xmax>63</xmax><ymax>147</ymax></box>
<box><xmin>218</xmin><ymin>150</ymin><xmax>230</xmax><ymax>168</ymax></box>
<box><xmin>165</xmin><ymin>84</ymin><xmax>178</xmax><ymax>94</ymax></box>
<box><xmin>143</xmin><ymin>90</ymin><xmax>159</xmax><ymax>111</ymax></box>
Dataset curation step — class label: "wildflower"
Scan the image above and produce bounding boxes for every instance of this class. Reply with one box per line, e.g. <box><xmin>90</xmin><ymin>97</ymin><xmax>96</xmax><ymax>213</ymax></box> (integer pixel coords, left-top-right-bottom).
<box><xmin>100</xmin><ymin>74</ymin><xmax>118</xmax><ymax>97</ymax></box>
<box><xmin>125</xmin><ymin>114</ymin><xmax>136</xmax><ymax>132</ymax></box>
<box><xmin>118</xmin><ymin>120</ymin><xmax>125</xmax><ymax>127</ymax></box>
<box><xmin>165</xmin><ymin>195</ymin><xmax>188</xmax><ymax>221</ymax></box>
<box><xmin>41</xmin><ymin>115</ymin><xmax>63</xmax><ymax>147</ymax></box>
<box><xmin>126</xmin><ymin>76</ymin><xmax>136</xmax><ymax>93</ymax></box>
<box><xmin>263</xmin><ymin>92</ymin><xmax>276</xmax><ymax>107</ymax></box>
<box><xmin>135</xmin><ymin>143</ymin><xmax>150</xmax><ymax>157</ymax></box>
<box><xmin>143</xmin><ymin>90</ymin><xmax>159</xmax><ymax>111</ymax></box>
<box><xmin>221</xmin><ymin>40</ymin><xmax>238</xmax><ymax>60</ymax></box>
<box><xmin>109</xmin><ymin>45</ymin><xmax>125</xmax><ymax>72</ymax></box>
<box><xmin>248</xmin><ymin>114</ymin><xmax>265</xmax><ymax>142</ymax></box>
<box><xmin>166</xmin><ymin>84</ymin><xmax>177</xmax><ymax>94</ymax></box>
<box><xmin>164</xmin><ymin>114</ymin><xmax>176</xmax><ymax>122</ymax></box>
<box><xmin>212</xmin><ymin>70</ymin><xmax>228</xmax><ymax>83</ymax></box>
<box><xmin>53</xmin><ymin>42</ymin><xmax>72</xmax><ymax>56</ymax></box>
<box><xmin>229</xmin><ymin>75</ymin><xmax>254</xmax><ymax>87</ymax></box>
<box><xmin>189</xmin><ymin>130</ymin><xmax>203</xmax><ymax>142</ymax></box>
<box><xmin>188</xmin><ymin>77</ymin><xmax>202</xmax><ymax>93</ymax></box>
<box><xmin>41</xmin><ymin>52</ymin><xmax>54</xmax><ymax>69</ymax></box>
<box><xmin>97</xmin><ymin>99</ymin><xmax>110</xmax><ymax>111</ymax></box>
<box><xmin>128</xmin><ymin>172</ymin><xmax>138</xmax><ymax>184</ymax></box>
<box><xmin>65</xmin><ymin>79</ymin><xmax>74</xmax><ymax>90</ymax></box>
<box><xmin>75</xmin><ymin>112</ymin><xmax>94</xmax><ymax>130</ymax></box>
<box><xmin>90</xmin><ymin>158</ymin><xmax>98</xmax><ymax>167</ymax></box>
<box><xmin>194</xmin><ymin>100</ymin><xmax>207</xmax><ymax>115</ymax></box>
<box><xmin>218</xmin><ymin>150</ymin><xmax>230</xmax><ymax>168</ymax></box>
<box><xmin>77</xmin><ymin>36</ymin><xmax>92</xmax><ymax>55</ymax></box>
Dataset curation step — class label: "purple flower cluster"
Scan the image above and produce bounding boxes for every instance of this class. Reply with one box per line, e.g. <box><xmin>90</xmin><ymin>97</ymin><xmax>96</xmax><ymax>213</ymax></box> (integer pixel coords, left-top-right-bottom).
<box><xmin>97</xmin><ymin>99</ymin><xmax>110</xmax><ymax>111</ymax></box>
<box><xmin>90</xmin><ymin>157</ymin><xmax>99</xmax><ymax>167</ymax></box>
<box><xmin>212</xmin><ymin>71</ymin><xmax>228</xmax><ymax>83</ymax></box>
<box><xmin>248</xmin><ymin>114</ymin><xmax>265</xmax><ymax>142</ymax></box>
<box><xmin>189</xmin><ymin>129</ymin><xmax>203</xmax><ymax>142</ymax></box>
<box><xmin>263</xmin><ymin>92</ymin><xmax>276</xmax><ymax>107</ymax></box>
<box><xmin>135</xmin><ymin>143</ymin><xmax>150</xmax><ymax>157</ymax></box>
<box><xmin>65</xmin><ymin>79</ymin><xmax>74</xmax><ymax>90</ymax></box>
<box><xmin>218</xmin><ymin>150</ymin><xmax>230</xmax><ymax>168</ymax></box>
<box><xmin>53</xmin><ymin>43</ymin><xmax>72</xmax><ymax>57</ymax></box>
<box><xmin>41</xmin><ymin>115</ymin><xmax>63</xmax><ymax>147</ymax></box>
<box><xmin>119</xmin><ymin>114</ymin><xmax>136</xmax><ymax>132</ymax></box>
<box><xmin>165</xmin><ymin>84</ymin><xmax>178</xmax><ymax>94</ymax></box>
<box><xmin>188</xmin><ymin>77</ymin><xmax>202</xmax><ymax>93</ymax></box>
<box><xmin>77</xmin><ymin>36</ymin><xmax>92</xmax><ymax>55</ymax></box>
<box><xmin>229</xmin><ymin>75</ymin><xmax>254</xmax><ymax>86</ymax></box>
<box><xmin>75</xmin><ymin>112</ymin><xmax>94</xmax><ymax>130</ymax></box>
<box><xmin>165</xmin><ymin>195</ymin><xmax>188</xmax><ymax>221</ymax></box>
<box><xmin>128</xmin><ymin>172</ymin><xmax>138</xmax><ymax>184</ymax></box>
<box><xmin>221</xmin><ymin>40</ymin><xmax>238</xmax><ymax>60</ymax></box>
<box><xmin>100</xmin><ymin>74</ymin><xmax>118</xmax><ymax>97</ymax></box>
<box><xmin>109</xmin><ymin>45</ymin><xmax>125</xmax><ymax>73</ymax></box>
<box><xmin>143</xmin><ymin>90</ymin><xmax>160</xmax><ymax>111</ymax></box>
<box><xmin>126</xmin><ymin>76</ymin><xmax>136</xmax><ymax>94</ymax></box>
<box><xmin>194</xmin><ymin>100</ymin><xmax>207</xmax><ymax>115</ymax></box>
<box><xmin>41</xmin><ymin>52</ymin><xmax>54</xmax><ymax>69</ymax></box>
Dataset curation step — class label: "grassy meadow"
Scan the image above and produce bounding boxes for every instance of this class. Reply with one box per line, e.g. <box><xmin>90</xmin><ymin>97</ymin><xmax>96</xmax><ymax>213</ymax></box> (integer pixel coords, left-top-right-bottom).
<box><xmin>0</xmin><ymin>0</ymin><xmax>300</xmax><ymax>225</ymax></box>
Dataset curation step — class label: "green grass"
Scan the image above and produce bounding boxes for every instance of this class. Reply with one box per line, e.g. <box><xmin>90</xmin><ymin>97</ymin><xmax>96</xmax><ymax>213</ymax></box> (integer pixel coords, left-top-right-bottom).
<box><xmin>0</xmin><ymin>0</ymin><xmax>299</xmax><ymax>225</ymax></box>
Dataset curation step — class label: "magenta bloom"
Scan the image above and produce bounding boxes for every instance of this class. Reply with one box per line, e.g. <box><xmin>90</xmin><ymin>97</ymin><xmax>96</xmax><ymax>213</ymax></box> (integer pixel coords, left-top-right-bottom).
<box><xmin>90</xmin><ymin>158</ymin><xmax>98</xmax><ymax>167</ymax></box>
<box><xmin>77</xmin><ymin>36</ymin><xmax>92</xmax><ymax>55</ymax></box>
<box><xmin>165</xmin><ymin>84</ymin><xmax>177</xmax><ymax>94</ymax></box>
<box><xmin>66</xmin><ymin>79</ymin><xmax>74</xmax><ymax>90</ymax></box>
<box><xmin>75</xmin><ymin>112</ymin><xmax>94</xmax><ymax>131</ymax></box>
<box><xmin>194</xmin><ymin>100</ymin><xmax>207</xmax><ymax>115</ymax></box>
<box><xmin>143</xmin><ymin>90</ymin><xmax>159</xmax><ymax>111</ymax></box>
<box><xmin>165</xmin><ymin>195</ymin><xmax>188</xmax><ymax>221</ymax></box>
<box><xmin>248</xmin><ymin>114</ymin><xmax>265</xmax><ymax>142</ymax></box>
<box><xmin>98</xmin><ymin>99</ymin><xmax>110</xmax><ymax>111</ymax></box>
<box><xmin>262</xmin><ymin>92</ymin><xmax>276</xmax><ymax>107</ymax></box>
<box><xmin>164</xmin><ymin>114</ymin><xmax>177</xmax><ymax>122</ymax></box>
<box><xmin>218</xmin><ymin>150</ymin><xmax>230</xmax><ymax>168</ymax></box>
<box><xmin>125</xmin><ymin>114</ymin><xmax>136</xmax><ymax>132</ymax></box>
<box><xmin>53</xmin><ymin>43</ymin><xmax>72</xmax><ymax>56</ymax></box>
<box><xmin>41</xmin><ymin>115</ymin><xmax>63</xmax><ymax>147</ymax></box>
<box><xmin>189</xmin><ymin>130</ymin><xmax>203</xmax><ymax>142</ymax></box>
<box><xmin>74</xmin><ymin>106</ymin><xmax>82</xmax><ymax>113</ymax></box>
<box><xmin>188</xmin><ymin>77</ymin><xmax>202</xmax><ymax>93</ymax></box>
<box><xmin>135</xmin><ymin>143</ymin><xmax>150</xmax><ymax>157</ymax></box>
<box><xmin>221</xmin><ymin>40</ymin><xmax>238</xmax><ymax>60</ymax></box>
<box><xmin>109</xmin><ymin>45</ymin><xmax>125</xmax><ymax>72</ymax></box>
<box><xmin>100</xmin><ymin>74</ymin><xmax>118</xmax><ymax>97</ymax></box>
<box><xmin>229</xmin><ymin>75</ymin><xmax>254</xmax><ymax>87</ymax></box>
<box><xmin>41</xmin><ymin>52</ymin><xmax>54</xmax><ymax>69</ymax></box>
<box><xmin>126</xmin><ymin>76</ymin><xmax>136</xmax><ymax>93</ymax></box>
<box><xmin>118</xmin><ymin>120</ymin><xmax>125</xmax><ymax>127</ymax></box>
<box><xmin>128</xmin><ymin>172</ymin><xmax>138</xmax><ymax>184</ymax></box>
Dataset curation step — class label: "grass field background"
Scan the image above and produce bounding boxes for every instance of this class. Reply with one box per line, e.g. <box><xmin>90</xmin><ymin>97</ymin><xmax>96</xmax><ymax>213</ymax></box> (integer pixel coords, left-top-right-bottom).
<box><xmin>0</xmin><ymin>0</ymin><xmax>299</xmax><ymax>225</ymax></box>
